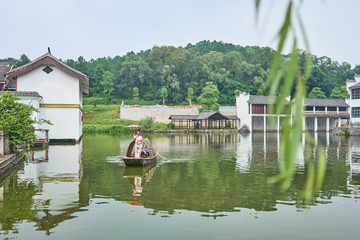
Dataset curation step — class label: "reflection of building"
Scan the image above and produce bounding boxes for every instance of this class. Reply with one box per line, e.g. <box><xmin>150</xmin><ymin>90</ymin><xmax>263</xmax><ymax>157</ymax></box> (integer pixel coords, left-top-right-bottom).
<box><xmin>17</xmin><ymin>143</ymin><xmax>84</xmax><ymax>233</ymax></box>
<box><xmin>236</xmin><ymin>93</ymin><xmax>349</xmax><ymax>132</ymax></box>
<box><xmin>3</xmin><ymin>50</ymin><xmax>89</xmax><ymax>142</ymax></box>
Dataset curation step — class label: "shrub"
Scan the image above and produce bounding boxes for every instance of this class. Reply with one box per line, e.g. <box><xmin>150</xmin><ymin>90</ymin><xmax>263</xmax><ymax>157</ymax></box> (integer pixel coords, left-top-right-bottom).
<box><xmin>169</xmin><ymin>122</ymin><xmax>176</xmax><ymax>129</ymax></box>
<box><xmin>138</xmin><ymin>116</ymin><xmax>155</xmax><ymax>129</ymax></box>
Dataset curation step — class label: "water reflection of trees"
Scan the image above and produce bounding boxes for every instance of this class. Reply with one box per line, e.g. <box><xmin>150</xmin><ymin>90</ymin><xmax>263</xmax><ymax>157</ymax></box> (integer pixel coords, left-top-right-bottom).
<box><xmin>83</xmin><ymin>133</ymin><xmax>359</xmax><ymax>216</ymax></box>
<box><xmin>0</xmin><ymin>133</ymin><xmax>359</xmax><ymax>234</ymax></box>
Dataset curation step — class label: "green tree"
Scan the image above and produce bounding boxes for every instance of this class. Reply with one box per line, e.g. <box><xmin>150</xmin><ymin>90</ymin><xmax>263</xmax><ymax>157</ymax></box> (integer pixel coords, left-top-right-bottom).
<box><xmin>101</xmin><ymin>71</ymin><xmax>115</xmax><ymax>96</ymax></box>
<box><xmin>308</xmin><ymin>87</ymin><xmax>327</xmax><ymax>99</ymax></box>
<box><xmin>14</xmin><ymin>54</ymin><xmax>30</xmax><ymax>68</ymax></box>
<box><xmin>0</xmin><ymin>92</ymin><xmax>50</xmax><ymax>148</ymax></box>
<box><xmin>187</xmin><ymin>87</ymin><xmax>194</xmax><ymax>106</ymax></box>
<box><xmin>197</xmin><ymin>82</ymin><xmax>220</xmax><ymax>112</ymax></box>
<box><xmin>330</xmin><ymin>86</ymin><xmax>349</xmax><ymax>99</ymax></box>
<box><xmin>353</xmin><ymin>65</ymin><xmax>360</xmax><ymax>74</ymax></box>
<box><xmin>159</xmin><ymin>86</ymin><xmax>168</xmax><ymax>105</ymax></box>
<box><xmin>133</xmin><ymin>87</ymin><xmax>139</xmax><ymax>104</ymax></box>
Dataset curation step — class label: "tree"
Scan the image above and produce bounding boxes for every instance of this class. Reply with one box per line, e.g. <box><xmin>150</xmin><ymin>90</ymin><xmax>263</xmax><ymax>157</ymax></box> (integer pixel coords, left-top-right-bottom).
<box><xmin>14</xmin><ymin>54</ymin><xmax>30</xmax><ymax>68</ymax></box>
<box><xmin>187</xmin><ymin>87</ymin><xmax>194</xmax><ymax>106</ymax></box>
<box><xmin>197</xmin><ymin>82</ymin><xmax>220</xmax><ymax>112</ymax></box>
<box><xmin>159</xmin><ymin>86</ymin><xmax>168</xmax><ymax>105</ymax></box>
<box><xmin>353</xmin><ymin>65</ymin><xmax>360</xmax><ymax>74</ymax></box>
<box><xmin>100</xmin><ymin>71</ymin><xmax>115</xmax><ymax>96</ymax></box>
<box><xmin>330</xmin><ymin>86</ymin><xmax>349</xmax><ymax>99</ymax></box>
<box><xmin>0</xmin><ymin>92</ymin><xmax>50</xmax><ymax>149</ymax></box>
<box><xmin>308</xmin><ymin>87</ymin><xmax>327</xmax><ymax>99</ymax></box>
<box><xmin>133</xmin><ymin>87</ymin><xmax>139</xmax><ymax>104</ymax></box>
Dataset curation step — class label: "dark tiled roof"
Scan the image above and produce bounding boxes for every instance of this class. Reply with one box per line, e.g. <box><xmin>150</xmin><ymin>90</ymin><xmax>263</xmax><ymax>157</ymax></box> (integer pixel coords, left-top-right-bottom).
<box><xmin>169</xmin><ymin>113</ymin><xmax>235</xmax><ymax>120</ymax></box>
<box><xmin>349</xmin><ymin>82</ymin><xmax>360</xmax><ymax>89</ymax></box>
<box><xmin>248</xmin><ymin>95</ymin><xmax>282</xmax><ymax>104</ymax></box>
<box><xmin>6</xmin><ymin>52</ymin><xmax>89</xmax><ymax>94</ymax></box>
<box><xmin>305</xmin><ymin>113</ymin><xmax>350</xmax><ymax>119</ymax></box>
<box><xmin>196</xmin><ymin>111</ymin><xmax>229</xmax><ymax>120</ymax></box>
<box><xmin>226</xmin><ymin>115</ymin><xmax>239</xmax><ymax>120</ymax></box>
<box><xmin>5</xmin><ymin>79</ymin><xmax>15</xmax><ymax>89</ymax></box>
<box><xmin>304</xmin><ymin>98</ymin><xmax>348</xmax><ymax>107</ymax></box>
<box><xmin>346</xmin><ymin>79</ymin><xmax>356</xmax><ymax>82</ymax></box>
<box><xmin>169</xmin><ymin>115</ymin><xmax>198</xmax><ymax>120</ymax></box>
<box><xmin>0</xmin><ymin>91</ymin><xmax>42</xmax><ymax>98</ymax></box>
<box><xmin>0</xmin><ymin>62</ymin><xmax>12</xmax><ymax>83</ymax></box>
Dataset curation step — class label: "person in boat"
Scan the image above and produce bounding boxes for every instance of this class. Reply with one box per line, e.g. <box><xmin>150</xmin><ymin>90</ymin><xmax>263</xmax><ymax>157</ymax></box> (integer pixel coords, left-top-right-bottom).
<box><xmin>133</xmin><ymin>129</ymin><xmax>143</xmax><ymax>158</ymax></box>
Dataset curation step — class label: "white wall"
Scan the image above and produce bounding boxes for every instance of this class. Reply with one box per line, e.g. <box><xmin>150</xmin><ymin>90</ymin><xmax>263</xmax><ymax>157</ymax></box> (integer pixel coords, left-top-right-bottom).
<box><xmin>16</xmin><ymin>65</ymin><xmax>83</xmax><ymax>140</ymax></box>
<box><xmin>346</xmin><ymin>75</ymin><xmax>360</xmax><ymax>125</ymax></box>
<box><xmin>17</xmin><ymin>66</ymin><xmax>80</xmax><ymax>104</ymax></box>
<box><xmin>17</xmin><ymin>96</ymin><xmax>41</xmax><ymax>131</ymax></box>
<box><xmin>120</xmin><ymin>105</ymin><xmax>237</xmax><ymax>123</ymax></box>
<box><xmin>236</xmin><ymin>92</ymin><xmax>251</xmax><ymax>130</ymax></box>
<box><xmin>38</xmin><ymin>108</ymin><xmax>81</xmax><ymax>140</ymax></box>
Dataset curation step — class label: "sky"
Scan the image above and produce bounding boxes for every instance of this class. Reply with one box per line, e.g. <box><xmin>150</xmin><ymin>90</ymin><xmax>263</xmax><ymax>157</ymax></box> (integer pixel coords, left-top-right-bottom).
<box><xmin>1</xmin><ymin>0</ymin><xmax>359</xmax><ymax>67</ymax></box>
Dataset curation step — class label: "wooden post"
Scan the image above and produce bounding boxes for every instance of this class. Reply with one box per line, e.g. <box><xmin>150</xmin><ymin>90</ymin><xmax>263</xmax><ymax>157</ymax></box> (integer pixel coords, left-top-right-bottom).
<box><xmin>45</xmin><ymin>129</ymin><xmax>49</xmax><ymax>143</ymax></box>
<box><xmin>0</xmin><ymin>130</ymin><xmax>4</xmax><ymax>156</ymax></box>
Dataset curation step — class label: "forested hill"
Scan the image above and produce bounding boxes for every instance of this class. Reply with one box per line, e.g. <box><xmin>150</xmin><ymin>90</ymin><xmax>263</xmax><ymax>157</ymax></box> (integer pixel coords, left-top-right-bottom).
<box><xmin>2</xmin><ymin>40</ymin><xmax>360</xmax><ymax>105</ymax></box>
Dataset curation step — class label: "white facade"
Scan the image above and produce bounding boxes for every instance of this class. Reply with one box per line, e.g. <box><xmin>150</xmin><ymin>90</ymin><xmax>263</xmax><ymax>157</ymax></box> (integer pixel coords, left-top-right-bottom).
<box><xmin>236</xmin><ymin>92</ymin><xmax>349</xmax><ymax>132</ymax></box>
<box><xmin>236</xmin><ymin>92</ymin><xmax>252</xmax><ymax>130</ymax></box>
<box><xmin>345</xmin><ymin>74</ymin><xmax>360</xmax><ymax>125</ymax></box>
<box><xmin>5</xmin><ymin>52</ymin><xmax>89</xmax><ymax>142</ymax></box>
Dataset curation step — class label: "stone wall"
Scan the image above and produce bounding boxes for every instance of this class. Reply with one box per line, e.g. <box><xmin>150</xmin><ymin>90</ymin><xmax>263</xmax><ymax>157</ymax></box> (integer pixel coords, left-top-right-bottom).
<box><xmin>0</xmin><ymin>131</ymin><xmax>10</xmax><ymax>156</ymax></box>
<box><xmin>120</xmin><ymin>104</ymin><xmax>237</xmax><ymax>123</ymax></box>
<box><xmin>333</xmin><ymin>126</ymin><xmax>360</xmax><ymax>135</ymax></box>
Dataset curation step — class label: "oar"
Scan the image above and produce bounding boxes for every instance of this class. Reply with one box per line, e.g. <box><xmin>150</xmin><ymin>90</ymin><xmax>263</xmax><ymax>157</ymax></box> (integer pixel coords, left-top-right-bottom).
<box><xmin>157</xmin><ymin>152</ymin><xmax>168</xmax><ymax>162</ymax></box>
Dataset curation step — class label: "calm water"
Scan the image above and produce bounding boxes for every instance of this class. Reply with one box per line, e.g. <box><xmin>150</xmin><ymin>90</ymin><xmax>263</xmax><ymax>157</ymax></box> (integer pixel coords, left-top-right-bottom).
<box><xmin>0</xmin><ymin>133</ymin><xmax>359</xmax><ymax>239</ymax></box>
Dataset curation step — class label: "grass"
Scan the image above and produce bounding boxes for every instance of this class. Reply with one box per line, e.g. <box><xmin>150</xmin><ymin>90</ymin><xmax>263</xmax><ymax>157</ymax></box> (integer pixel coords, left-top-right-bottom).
<box><xmin>83</xmin><ymin>105</ymin><xmax>169</xmax><ymax>133</ymax></box>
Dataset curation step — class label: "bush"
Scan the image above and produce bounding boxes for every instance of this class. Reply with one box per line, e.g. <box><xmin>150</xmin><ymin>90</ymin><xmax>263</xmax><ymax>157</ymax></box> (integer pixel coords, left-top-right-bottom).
<box><xmin>138</xmin><ymin>116</ymin><xmax>155</xmax><ymax>129</ymax></box>
<box><xmin>169</xmin><ymin>122</ymin><xmax>176</xmax><ymax>129</ymax></box>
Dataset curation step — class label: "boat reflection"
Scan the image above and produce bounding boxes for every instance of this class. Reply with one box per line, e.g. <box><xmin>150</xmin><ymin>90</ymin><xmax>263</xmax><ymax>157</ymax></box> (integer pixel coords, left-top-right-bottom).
<box><xmin>123</xmin><ymin>163</ymin><xmax>157</xmax><ymax>206</ymax></box>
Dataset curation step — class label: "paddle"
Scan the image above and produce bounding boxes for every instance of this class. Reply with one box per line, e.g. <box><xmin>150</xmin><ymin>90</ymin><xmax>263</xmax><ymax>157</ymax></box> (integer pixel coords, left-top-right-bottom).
<box><xmin>157</xmin><ymin>152</ymin><xmax>168</xmax><ymax>162</ymax></box>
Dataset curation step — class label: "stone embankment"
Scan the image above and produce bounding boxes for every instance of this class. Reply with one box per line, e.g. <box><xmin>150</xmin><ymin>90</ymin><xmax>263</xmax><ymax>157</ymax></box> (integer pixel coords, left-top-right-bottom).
<box><xmin>0</xmin><ymin>150</ymin><xmax>24</xmax><ymax>175</ymax></box>
<box><xmin>332</xmin><ymin>127</ymin><xmax>360</xmax><ymax>135</ymax></box>
<box><xmin>0</xmin><ymin>130</ymin><xmax>25</xmax><ymax>176</ymax></box>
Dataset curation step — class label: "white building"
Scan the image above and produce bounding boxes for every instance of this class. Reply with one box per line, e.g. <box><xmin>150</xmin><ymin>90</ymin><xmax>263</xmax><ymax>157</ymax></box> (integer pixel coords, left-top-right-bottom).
<box><xmin>3</xmin><ymin>50</ymin><xmax>89</xmax><ymax>142</ymax></box>
<box><xmin>236</xmin><ymin>92</ymin><xmax>349</xmax><ymax>132</ymax></box>
<box><xmin>346</xmin><ymin>74</ymin><xmax>360</xmax><ymax>125</ymax></box>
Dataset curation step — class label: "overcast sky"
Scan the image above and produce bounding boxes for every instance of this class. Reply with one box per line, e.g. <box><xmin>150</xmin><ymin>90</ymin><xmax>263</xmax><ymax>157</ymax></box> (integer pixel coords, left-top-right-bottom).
<box><xmin>1</xmin><ymin>0</ymin><xmax>359</xmax><ymax>67</ymax></box>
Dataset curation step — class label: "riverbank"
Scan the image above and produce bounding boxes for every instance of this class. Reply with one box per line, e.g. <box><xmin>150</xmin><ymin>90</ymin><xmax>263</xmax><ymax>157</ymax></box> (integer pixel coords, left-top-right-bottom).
<box><xmin>83</xmin><ymin>105</ymin><xmax>170</xmax><ymax>133</ymax></box>
<box><xmin>0</xmin><ymin>150</ymin><xmax>24</xmax><ymax>175</ymax></box>
<box><xmin>83</xmin><ymin>105</ymin><xmax>239</xmax><ymax>133</ymax></box>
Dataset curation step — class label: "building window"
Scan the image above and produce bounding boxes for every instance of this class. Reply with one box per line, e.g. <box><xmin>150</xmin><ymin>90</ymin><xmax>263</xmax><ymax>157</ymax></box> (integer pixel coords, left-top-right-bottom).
<box><xmin>305</xmin><ymin>106</ymin><xmax>313</xmax><ymax>111</ymax></box>
<box><xmin>352</xmin><ymin>88</ymin><xmax>360</xmax><ymax>99</ymax></box>
<box><xmin>315</xmin><ymin>106</ymin><xmax>325</xmax><ymax>111</ymax></box>
<box><xmin>327</xmin><ymin>107</ymin><xmax>337</xmax><ymax>112</ymax></box>
<box><xmin>352</xmin><ymin>107</ymin><xmax>360</xmax><ymax>117</ymax></box>
<box><xmin>42</xmin><ymin>66</ymin><xmax>53</xmax><ymax>74</ymax></box>
<box><xmin>252</xmin><ymin>104</ymin><xmax>265</xmax><ymax>114</ymax></box>
<box><xmin>339</xmin><ymin>107</ymin><xmax>347</xmax><ymax>112</ymax></box>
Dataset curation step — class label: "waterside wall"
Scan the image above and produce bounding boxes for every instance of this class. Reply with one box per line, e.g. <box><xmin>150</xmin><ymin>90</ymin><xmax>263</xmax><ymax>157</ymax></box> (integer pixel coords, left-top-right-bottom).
<box><xmin>120</xmin><ymin>105</ymin><xmax>237</xmax><ymax>123</ymax></box>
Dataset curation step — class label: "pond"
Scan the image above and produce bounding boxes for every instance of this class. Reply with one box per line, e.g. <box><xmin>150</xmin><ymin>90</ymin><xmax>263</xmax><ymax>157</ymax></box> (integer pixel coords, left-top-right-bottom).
<box><xmin>0</xmin><ymin>133</ymin><xmax>359</xmax><ymax>239</ymax></box>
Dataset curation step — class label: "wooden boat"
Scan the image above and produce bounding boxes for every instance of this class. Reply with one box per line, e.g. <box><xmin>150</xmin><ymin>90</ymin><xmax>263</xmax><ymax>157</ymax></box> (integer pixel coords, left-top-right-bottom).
<box><xmin>122</xmin><ymin>138</ymin><xmax>158</xmax><ymax>166</ymax></box>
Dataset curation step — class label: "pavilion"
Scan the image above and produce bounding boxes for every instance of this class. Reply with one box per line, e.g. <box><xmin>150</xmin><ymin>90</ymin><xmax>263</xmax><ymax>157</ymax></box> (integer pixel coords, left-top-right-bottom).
<box><xmin>169</xmin><ymin>111</ymin><xmax>238</xmax><ymax>129</ymax></box>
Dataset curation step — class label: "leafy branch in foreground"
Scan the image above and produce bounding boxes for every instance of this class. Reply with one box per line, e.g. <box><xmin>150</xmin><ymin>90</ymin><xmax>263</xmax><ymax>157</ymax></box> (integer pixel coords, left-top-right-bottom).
<box><xmin>255</xmin><ymin>0</ymin><xmax>326</xmax><ymax>202</ymax></box>
<box><xmin>0</xmin><ymin>92</ymin><xmax>51</xmax><ymax>148</ymax></box>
